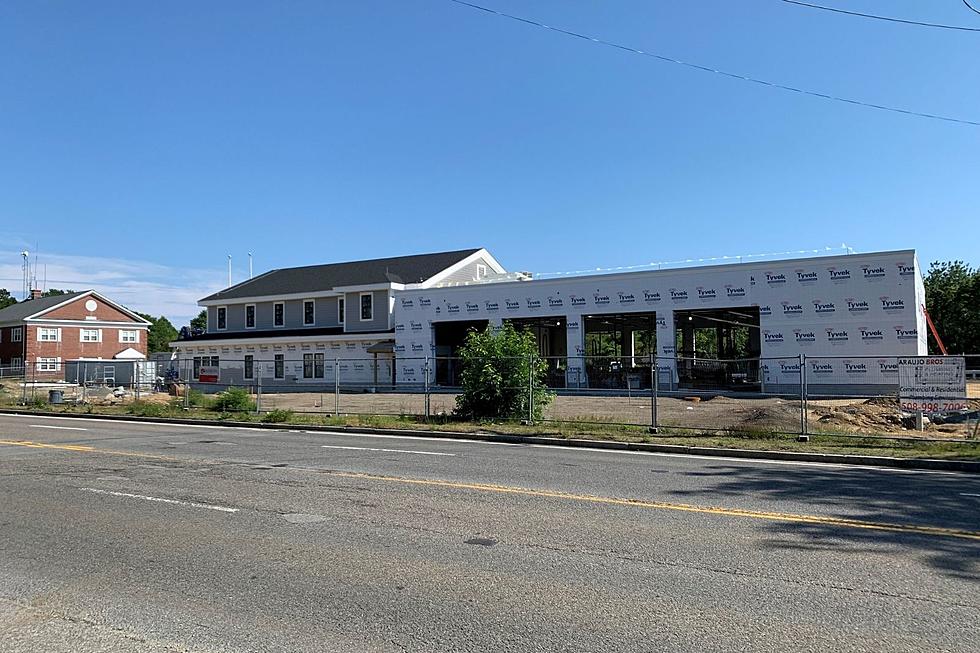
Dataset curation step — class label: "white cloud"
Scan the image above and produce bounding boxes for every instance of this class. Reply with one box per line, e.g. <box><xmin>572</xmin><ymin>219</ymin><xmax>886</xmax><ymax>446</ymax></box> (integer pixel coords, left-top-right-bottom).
<box><xmin>0</xmin><ymin>249</ymin><xmax>227</xmax><ymax>326</ymax></box>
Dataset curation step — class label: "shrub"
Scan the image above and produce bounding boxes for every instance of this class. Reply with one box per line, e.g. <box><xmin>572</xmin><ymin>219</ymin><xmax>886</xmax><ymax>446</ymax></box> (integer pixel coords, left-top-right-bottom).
<box><xmin>128</xmin><ymin>401</ymin><xmax>169</xmax><ymax>417</ymax></box>
<box><xmin>29</xmin><ymin>396</ymin><xmax>47</xmax><ymax>409</ymax></box>
<box><xmin>209</xmin><ymin>387</ymin><xmax>256</xmax><ymax>413</ymax></box>
<box><xmin>454</xmin><ymin>323</ymin><xmax>553</xmax><ymax>421</ymax></box>
<box><xmin>261</xmin><ymin>409</ymin><xmax>294</xmax><ymax>423</ymax></box>
<box><xmin>186</xmin><ymin>388</ymin><xmax>206</xmax><ymax>407</ymax></box>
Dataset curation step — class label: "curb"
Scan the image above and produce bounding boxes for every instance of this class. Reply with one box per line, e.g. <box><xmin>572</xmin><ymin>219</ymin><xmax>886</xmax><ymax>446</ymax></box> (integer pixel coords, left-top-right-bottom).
<box><xmin>1</xmin><ymin>408</ymin><xmax>978</xmax><ymax>473</ymax></box>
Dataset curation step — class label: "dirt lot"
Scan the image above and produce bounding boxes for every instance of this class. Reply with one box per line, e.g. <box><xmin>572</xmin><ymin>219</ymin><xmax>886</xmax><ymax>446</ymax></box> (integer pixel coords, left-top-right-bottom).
<box><xmin>261</xmin><ymin>388</ymin><xmax>980</xmax><ymax>439</ymax></box>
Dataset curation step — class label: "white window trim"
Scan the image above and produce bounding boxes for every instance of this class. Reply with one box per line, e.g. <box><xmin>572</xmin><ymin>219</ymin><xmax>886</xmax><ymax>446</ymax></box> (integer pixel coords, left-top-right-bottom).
<box><xmin>338</xmin><ymin>297</ymin><xmax>345</xmax><ymax>325</ymax></box>
<box><xmin>216</xmin><ymin>306</ymin><xmax>227</xmax><ymax>331</ymax></box>
<box><xmin>476</xmin><ymin>264</ymin><xmax>487</xmax><ymax>279</ymax></box>
<box><xmin>80</xmin><ymin>328</ymin><xmax>102</xmax><ymax>343</ymax></box>
<box><xmin>273</xmin><ymin>301</ymin><xmax>285</xmax><ymax>328</ymax></box>
<box><xmin>359</xmin><ymin>292</ymin><xmax>374</xmax><ymax>322</ymax></box>
<box><xmin>11</xmin><ymin>327</ymin><xmax>22</xmax><ymax>343</ymax></box>
<box><xmin>11</xmin><ymin>357</ymin><xmax>22</xmax><ymax>368</ymax></box>
<box><xmin>38</xmin><ymin>327</ymin><xmax>61</xmax><ymax>342</ymax></box>
<box><xmin>245</xmin><ymin>304</ymin><xmax>256</xmax><ymax>329</ymax></box>
<box><xmin>119</xmin><ymin>329</ymin><xmax>139</xmax><ymax>344</ymax></box>
<box><xmin>303</xmin><ymin>299</ymin><xmax>316</xmax><ymax>326</ymax></box>
<box><xmin>36</xmin><ymin>357</ymin><xmax>61</xmax><ymax>372</ymax></box>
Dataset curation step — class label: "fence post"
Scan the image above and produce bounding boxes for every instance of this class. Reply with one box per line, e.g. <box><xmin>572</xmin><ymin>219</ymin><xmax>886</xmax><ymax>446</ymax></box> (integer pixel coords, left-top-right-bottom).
<box><xmin>527</xmin><ymin>354</ymin><xmax>534</xmax><ymax>424</ymax></box>
<box><xmin>334</xmin><ymin>358</ymin><xmax>340</xmax><ymax>417</ymax></box>
<box><xmin>798</xmin><ymin>353</ymin><xmax>807</xmax><ymax>441</ymax></box>
<box><xmin>649</xmin><ymin>353</ymin><xmax>658</xmax><ymax>433</ymax></box>
<box><xmin>22</xmin><ymin>358</ymin><xmax>28</xmax><ymax>405</ymax></box>
<box><xmin>81</xmin><ymin>361</ymin><xmax>87</xmax><ymax>404</ymax></box>
<box><xmin>423</xmin><ymin>356</ymin><xmax>430</xmax><ymax>422</ymax></box>
<box><xmin>256</xmin><ymin>374</ymin><xmax>262</xmax><ymax>414</ymax></box>
<box><xmin>184</xmin><ymin>361</ymin><xmax>190</xmax><ymax>410</ymax></box>
<box><xmin>135</xmin><ymin>362</ymin><xmax>141</xmax><ymax>402</ymax></box>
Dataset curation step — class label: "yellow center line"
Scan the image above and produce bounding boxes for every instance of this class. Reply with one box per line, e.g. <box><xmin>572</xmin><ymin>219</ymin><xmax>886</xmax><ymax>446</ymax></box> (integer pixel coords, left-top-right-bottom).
<box><xmin>2</xmin><ymin>438</ymin><xmax>978</xmax><ymax>541</ymax></box>
<box><xmin>0</xmin><ymin>439</ymin><xmax>179</xmax><ymax>461</ymax></box>
<box><xmin>327</xmin><ymin>471</ymin><xmax>980</xmax><ymax>542</ymax></box>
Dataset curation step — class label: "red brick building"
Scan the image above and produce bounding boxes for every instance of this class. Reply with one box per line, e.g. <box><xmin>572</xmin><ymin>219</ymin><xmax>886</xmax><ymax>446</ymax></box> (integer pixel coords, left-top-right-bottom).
<box><xmin>0</xmin><ymin>290</ymin><xmax>150</xmax><ymax>378</ymax></box>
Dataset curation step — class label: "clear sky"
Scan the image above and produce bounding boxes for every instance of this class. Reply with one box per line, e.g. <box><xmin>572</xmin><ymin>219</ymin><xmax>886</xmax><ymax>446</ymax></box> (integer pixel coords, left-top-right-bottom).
<box><xmin>1</xmin><ymin>1</ymin><xmax>978</xmax><ymax>325</ymax></box>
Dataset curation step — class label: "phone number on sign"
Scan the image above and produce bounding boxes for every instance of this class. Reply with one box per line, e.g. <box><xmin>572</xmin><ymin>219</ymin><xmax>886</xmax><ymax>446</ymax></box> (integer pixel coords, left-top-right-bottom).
<box><xmin>900</xmin><ymin>401</ymin><xmax>968</xmax><ymax>413</ymax></box>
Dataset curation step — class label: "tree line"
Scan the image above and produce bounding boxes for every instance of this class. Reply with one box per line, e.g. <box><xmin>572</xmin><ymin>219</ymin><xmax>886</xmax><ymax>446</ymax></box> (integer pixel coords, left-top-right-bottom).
<box><xmin>0</xmin><ymin>260</ymin><xmax>977</xmax><ymax>355</ymax></box>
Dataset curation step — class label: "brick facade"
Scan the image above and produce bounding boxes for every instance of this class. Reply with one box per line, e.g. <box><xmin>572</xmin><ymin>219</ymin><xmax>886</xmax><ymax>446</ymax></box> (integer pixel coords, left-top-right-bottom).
<box><xmin>0</xmin><ymin>293</ymin><xmax>148</xmax><ymax>378</ymax></box>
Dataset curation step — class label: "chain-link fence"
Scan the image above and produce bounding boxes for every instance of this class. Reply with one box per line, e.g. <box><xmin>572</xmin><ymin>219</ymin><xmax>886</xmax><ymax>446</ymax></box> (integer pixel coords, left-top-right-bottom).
<box><xmin>2</xmin><ymin>354</ymin><xmax>978</xmax><ymax>441</ymax></box>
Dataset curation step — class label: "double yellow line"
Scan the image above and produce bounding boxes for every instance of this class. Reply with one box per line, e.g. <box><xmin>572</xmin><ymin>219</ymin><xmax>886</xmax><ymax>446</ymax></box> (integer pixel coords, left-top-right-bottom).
<box><xmin>3</xmin><ymin>438</ymin><xmax>979</xmax><ymax>541</ymax></box>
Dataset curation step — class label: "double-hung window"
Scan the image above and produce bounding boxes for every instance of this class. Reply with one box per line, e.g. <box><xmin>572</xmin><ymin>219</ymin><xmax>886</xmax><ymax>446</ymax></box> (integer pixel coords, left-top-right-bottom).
<box><xmin>37</xmin><ymin>358</ymin><xmax>60</xmax><ymax>372</ymax></box>
<box><xmin>274</xmin><ymin>354</ymin><xmax>284</xmax><ymax>379</ymax></box>
<box><xmin>80</xmin><ymin>328</ymin><xmax>101</xmax><ymax>342</ymax></box>
<box><xmin>273</xmin><ymin>302</ymin><xmax>285</xmax><ymax>327</ymax></box>
<box><xmin>216</xmin><ymin>307</ymin><xmax>227</xmax><ymax>330</ymax></box>
<box><xmin>303</xmin><ymin>300</ymin><xmax>315</xmax><ymax>326</ymax></box>
<box><xmin>245</xmin><ymin>304</ymin><xmax>256</xmax><ymax>329</ymax></box>
<box><xmin>303</xmin><ymin>353</ymin><xmax>325</xmax><ymax>379</ymax></box>
<box><xmin>11</xmin><ymin>327</ymin><xmax>22</xmax><ymax>343</ymax></box>
<box><xmin>38</xmin><ymin>328</ymin><xmax>60</xmax><ymax>342</ymax></box>
<box><xmin>360</xmin><ymin>293</ymin><xmax>373</xmax><ymax>321</ymax></box>
<box><xmin>119</xmin><ymin>330</ymin><xmax>139</xmax><ymax>343</ymax></box>
<box><xmin>244</xmin><ymin>355</ymin><xmax>254</xmax><ymax>380</ymax></box>
<box><xmin>338</xmin><ymin>298</ymin><xmax>345</xmax><ymax>324</ymax></box>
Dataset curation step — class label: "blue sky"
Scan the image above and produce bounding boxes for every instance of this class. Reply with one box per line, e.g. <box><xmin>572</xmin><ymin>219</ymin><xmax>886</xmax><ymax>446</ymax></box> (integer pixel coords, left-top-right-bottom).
<box><xmin>1</xmin><ymin>1</ymin><xmax>978</xmax><ymax>325</ymax></box>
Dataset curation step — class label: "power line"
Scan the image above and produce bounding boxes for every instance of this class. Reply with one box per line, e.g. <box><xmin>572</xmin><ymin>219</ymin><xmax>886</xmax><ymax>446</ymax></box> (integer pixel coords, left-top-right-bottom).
<box><xmin>965</xmin><ymin>1</ymin><xmax>980</xmax><ymax>17</ymax></box>
<box><xmin>446</xmin><ymin>0</ymin><xmax>980</xmax><ymax>127</ymax></box>
<box><xmin>779</xmin><ymin>0</ymin><xmax>980</xmax><ymax>32</ymax></box>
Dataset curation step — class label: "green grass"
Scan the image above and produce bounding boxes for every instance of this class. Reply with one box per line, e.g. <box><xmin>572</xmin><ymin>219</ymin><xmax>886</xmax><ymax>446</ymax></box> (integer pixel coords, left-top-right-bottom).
<box><xmin>6</xmin><ymin>402</ymin><xmax>979</xmax><ymax>461</ymax></box>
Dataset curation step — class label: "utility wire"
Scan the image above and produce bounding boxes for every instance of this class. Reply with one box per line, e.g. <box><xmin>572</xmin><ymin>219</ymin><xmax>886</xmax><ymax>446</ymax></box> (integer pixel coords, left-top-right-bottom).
<box><xmin>779</xmin><ymin>0</ymin><xmax>980</xmax><ymax>32</ymax></box>
<box><xmin>447</xmin><ymin>0</ymin><xmax>980</xmax><ymax>127</ymax></box>
<box><xmin>965</xmin><ymin>1</ymin><xmax>980</xmax><ymax>17</ymax></box>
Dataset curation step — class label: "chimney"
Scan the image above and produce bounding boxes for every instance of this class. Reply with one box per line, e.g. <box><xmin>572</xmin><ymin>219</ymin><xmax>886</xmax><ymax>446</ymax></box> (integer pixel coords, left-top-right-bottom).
<box><xmin>30</xmin><ymin>289</ymin><xmax>42</xmax><ymax>300</ymax></box>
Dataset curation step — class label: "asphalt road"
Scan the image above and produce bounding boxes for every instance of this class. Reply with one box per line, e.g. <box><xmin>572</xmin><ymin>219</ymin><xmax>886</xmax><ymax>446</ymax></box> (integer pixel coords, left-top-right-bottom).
<box><xmin>0</xmin><ymin>413</ymin><xmax>978</xmax><ymax>652</ymax></box>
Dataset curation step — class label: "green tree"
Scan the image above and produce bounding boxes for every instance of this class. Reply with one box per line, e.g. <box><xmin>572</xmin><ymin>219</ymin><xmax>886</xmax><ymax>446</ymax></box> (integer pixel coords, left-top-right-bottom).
<box><xmin>923</xmin><ymin>261</ymin><xmax>980</xmax><ymax>354</ymax></box>
<box><xmin>0</xmin><ymin>289</ymin><xmax>16</xmax><ymax>310</ymax></box>
<box><xmin>42</xmin><ymin>288</ymin><xmax>73</xmax><ymax>297</ymax></box>
<box><xmin>191</xmin><ymin>309</ymin><xmax>207</xmax><ymax>331</ymax></box>
<box><xmin>454</xmin><ymin>323</ymin><xmax>553</xmax><ymax>421</ymax></box>
<box><xmin>137</xmin><ymin>313</ymin><xmax>179</xmax><ymax>353</ymax></box>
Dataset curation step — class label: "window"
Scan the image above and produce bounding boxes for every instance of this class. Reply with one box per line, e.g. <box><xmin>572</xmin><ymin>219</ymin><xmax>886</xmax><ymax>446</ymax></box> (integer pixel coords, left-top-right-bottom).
<box><xmin>338</xmin><ymin>298</ymin><xmax>345</xmax><ymax>324</ymax></box>
<box><xmin>304</xmin><ymin>300</ymin><xmax>315</xmax><ymax>325</ymax></box>
<box><xmin>37</xmin><ymin>358</ymin><xmax>60</xmax><ymax>372</ymax></box>
<box><xmin>360</xmin><ymin>293</ymin><xmax>373</xmax><ymax>321</ymax></box>
<box><xmin>273</xmin><ymin>302</ymin><xmax>285</xmax><ymax>327</ymax></box>
<box><xmin>38</xmin><ymin>328</ymin><xmax>60</xmax><ymax>342</ymax></box>
<box><xmin>274</xmin><ymin>354</ymin><xmax>284</xmax><ymax>379</ymax></box>
<box><xmin>303</xmin><ymin>353</ymin><xmax>325</xmax><ymax>379</ymax></box>
<box><xmin>476</xmin><ymin>264</ymin><xmax>487</xmax><ymax>279</ymax></box>
<box><xmin>11</xmin><ymin>357</ymin><xmax>22</xmax><ymax>370</ymax></box>
<box><xmin>119</xmin><ymin>330</ymin><xmax>139</xmax><ymax>343</ymax></box>
<box><xmin>192</xmin><ymin>356</ymin><xmax>219</xmax><ymax>378</ymax></box>
<box><xmin>80</xmin><ymin>329</ymin><xmax>102</xmax><ymax>343</ymax></box>
<box><xmin>245</xmin><ymin>304</ymin><xmax>256</xmax><ymax>329</ymax></box>
<box><xmin>216</xmin><ymin>307</ymin><xmax>227</xmax><ymax>330</ymax></box>
<box><xmin>11</xmin><ymin>327</ymin><xmax>21</xmax><ymax>343</ymax></box>
<box><xmin>244</xmin><ymin>355</ymin><xmax>254</xmax><ymax>380</ymax></box>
